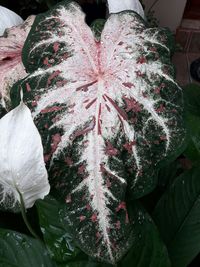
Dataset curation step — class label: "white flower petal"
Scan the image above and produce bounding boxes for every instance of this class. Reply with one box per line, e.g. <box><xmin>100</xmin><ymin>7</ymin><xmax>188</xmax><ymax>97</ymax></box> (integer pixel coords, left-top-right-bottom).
<box><xmin>107</xmin><ymin>0</ymin><xmax>145</xmax><ymax>19</ymax></box>
<box><xmin>0</xmin><ymin>102</ymin><xmax>50</xmax><ymax>209</ymax></box>
<box><xmin>0</xmin><ymin>6</ymin><xmax>24</xmax><ymax>36</ymax></box>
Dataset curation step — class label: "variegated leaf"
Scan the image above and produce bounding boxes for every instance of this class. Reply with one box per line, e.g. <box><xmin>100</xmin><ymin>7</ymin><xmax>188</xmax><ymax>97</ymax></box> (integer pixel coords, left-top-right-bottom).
<box><xmin>0</xmin><ymin>15</ymin><xmax>35</xmax><ymax>114</ymax></box>
<box><xmin>11</xmin><ymin>1</ymin><xmax>185</xmax><ymax>264</ymax></box>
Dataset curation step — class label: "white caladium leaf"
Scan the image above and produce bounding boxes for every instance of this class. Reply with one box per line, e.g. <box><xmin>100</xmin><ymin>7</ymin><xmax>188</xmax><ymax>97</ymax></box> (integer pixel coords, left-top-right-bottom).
<box><xmin>11</xmin><ymin>1</ymin><xmax>185</xmax><ymax>264</ymax></box>
<box><xmin>0</xmin><ymin>101</ymin><xmax>50</xmax><ymax>211</ymax></box>
<box><xmin>107</xmin><ymin>0</ymin><xmax>145</xmax><ymax>19</ymax></box>
<box><xmin>0</xmin><ymin>15</ymin><xmax>35</xmax><ymax>115</ymax></box>
<box><xmin>0</xmin><ymin>6</ymin><xmax>23</xmax><ymax>35</ymax></box>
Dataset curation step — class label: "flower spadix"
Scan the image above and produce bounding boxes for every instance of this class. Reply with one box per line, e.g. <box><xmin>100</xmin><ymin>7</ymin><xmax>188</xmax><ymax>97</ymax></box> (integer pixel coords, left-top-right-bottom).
<box><xmin>0</xmin><ymin>101</ymin><xmax>50</xmax><ymax>211</ymax></box>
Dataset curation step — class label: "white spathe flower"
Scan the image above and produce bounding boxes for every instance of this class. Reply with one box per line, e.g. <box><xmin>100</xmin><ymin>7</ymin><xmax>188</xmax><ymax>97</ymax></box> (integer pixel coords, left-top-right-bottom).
<box><xmin>0</xmin><ymin>101</ymin><xmax>50</xmax><ymax>210</ymax></box>
<box><xmin>0</xmin><ymin>6</ymin><xmax>24</xmax><ymax>35</ymax></box>
<box><xmin>107</xmin><ymin>0</ymin><xmax>145</xmax><ymax>19</ymax></box>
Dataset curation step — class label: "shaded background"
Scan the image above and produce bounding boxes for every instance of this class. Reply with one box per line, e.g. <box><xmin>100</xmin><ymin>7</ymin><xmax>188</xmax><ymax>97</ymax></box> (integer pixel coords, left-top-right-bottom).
<box><xmin>0</xmin><ymin>0</ymin><xmax>106</xmax><ymax>24</ymax></box>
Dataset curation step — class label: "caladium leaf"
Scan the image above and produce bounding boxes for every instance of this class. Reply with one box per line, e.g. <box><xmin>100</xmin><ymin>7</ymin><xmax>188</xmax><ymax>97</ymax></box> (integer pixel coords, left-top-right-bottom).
<box><xmin>0</xmin><ymin>101</ymin><xmax>50</xmax><ymax>211</ymax></box>
<box><xmin>11</xmin><ymin>1</ymin><xmax>185</xmax><ymax>263</ymax></box>
<box><xmin>0</xmin><ymin>15</ymin><xmax>35</xmax><ymax>114</ymax></box>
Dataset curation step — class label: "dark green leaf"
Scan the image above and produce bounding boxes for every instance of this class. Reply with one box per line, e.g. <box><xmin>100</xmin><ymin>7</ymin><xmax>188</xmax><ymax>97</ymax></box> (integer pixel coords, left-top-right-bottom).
<box><xmin>184</xmin><ymin>83</ymin><xmax>200</xmax><ymax>117</ymax></box>
<box><xmin>36</xmin><ymin>195</ymin><xmax>85</xmax><ymax>263</ymax></box>
<box><xmin>0</xmin><ymin>228</ymin><xmax>56</xmax><ymax>267</ymax></box>
<box><xmin>90</xmin><ymin>19</ymin><xmax>105</xmax><ymax>41</ymax></box>
<box><xmin>184</xmin><ymin>113</ymin><xmax>200</xmax><ymax>161</ymax></box>
<box><xmin>118</xmin><ymin>202</ymin><xmax>171</xmax><ymax>267</ymax></box>
<box><xmin>157</xmin><ymin>160</ymin><xmax>181</xmax><ymax>188</ymax></box>
<box><xmin>153</xmin><ymin>167</ymin><xmax>200</xmax><ymax>267</ymax></box>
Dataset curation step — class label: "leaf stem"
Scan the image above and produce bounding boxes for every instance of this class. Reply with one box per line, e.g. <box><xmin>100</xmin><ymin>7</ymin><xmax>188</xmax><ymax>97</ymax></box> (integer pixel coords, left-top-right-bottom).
<box><xmin>18</xmin><ymin>190</ymin><xmax>41</xmax><ymax>240</ymax></box>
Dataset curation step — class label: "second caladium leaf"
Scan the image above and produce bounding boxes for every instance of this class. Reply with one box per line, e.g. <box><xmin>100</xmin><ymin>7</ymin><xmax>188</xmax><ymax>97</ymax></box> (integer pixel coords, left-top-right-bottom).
<box><xmin>11</xmin><ymin>1</ymin><xmax>185</xmax><ymax>264</ymax></box>
<box><xmin>0</xmin><ymin>15</ymin><xmax>35</xmax><ymax>114</ymax></box>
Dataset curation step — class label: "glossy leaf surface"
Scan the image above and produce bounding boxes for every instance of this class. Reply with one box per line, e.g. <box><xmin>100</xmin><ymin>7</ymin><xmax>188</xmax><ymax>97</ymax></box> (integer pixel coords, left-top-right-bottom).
<box><xmin>36</xmin><ymin>195</ymin><xmax>84</xmax><ymax>263</ymax></box>
<box><xmin>154</xmin><ymin>167</ymin><xmax>200</xmax><ymax>267</ymax></box>
<box><xmin>0</xmin><ymin>228</ymin><xmax>56</xmax><ymax>267</ymax></box>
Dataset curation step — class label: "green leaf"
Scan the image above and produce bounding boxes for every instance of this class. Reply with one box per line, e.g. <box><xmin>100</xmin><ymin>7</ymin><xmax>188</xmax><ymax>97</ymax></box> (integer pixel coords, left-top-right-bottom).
<box><xmin>157</xmin><ymin>160</ymin><xmax>181</xmax><ymax>188</ymax></box>
<box><xmin>184</xmin><ymin>113</ymin><xmax>200</xmax><ymax>161</ymax></box>
<box><xmin>184</xmin><ymin>83</ymin><xmax>200</xmax><ymax>117</ymax></box>
<box><xmin>118</xmin><ymin>203</ymin><xmax>171</xmax><ymax>267</ymax></box>
<box><xmin>183</xmin><ymin>83</ymin><xmax>200</xmax><ymax>162</ymax></box>
<box><xmin>90</xmin><ymin>19</ymin><xmax>106</xmax><ymax>41</ymax></box>
<box><xmin>36</xmin><ymin>195</ymin><xmax>85</xmax><ymax>263</ymax></box>
<box><xmin>0</xmin><ymin>228</ymin><xmax>56</xmax><ymax>267</ymax></box>
<box><xmin>153</xmin><ymin>167</ymin><xmax>200</xmax><ymax>267</ymax></box>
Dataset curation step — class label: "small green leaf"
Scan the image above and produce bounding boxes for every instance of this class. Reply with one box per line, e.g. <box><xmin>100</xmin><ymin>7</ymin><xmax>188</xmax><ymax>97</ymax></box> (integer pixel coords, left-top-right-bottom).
<box><xmin>90</xmin><ymin>19</ymin><xmax>106</xmax><ymax>41</ymax></box>
<box><xmin>36</xmin><ymin>195</ymin><xmax>85</xmax><ymax>263</ymax></box>
<box><xmin>0</xmin><ymin>228</ymin><xmax>56</xmax><ymax>267</ymax></box>
<box><xmin>153</xmin><ymin>167</ymin><xmax>200</xmax><ymax>267</ymax></box>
